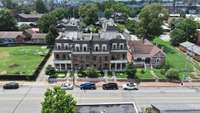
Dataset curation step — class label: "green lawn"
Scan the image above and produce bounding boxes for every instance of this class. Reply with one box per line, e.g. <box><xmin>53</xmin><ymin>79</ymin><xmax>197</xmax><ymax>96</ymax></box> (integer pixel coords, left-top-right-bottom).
<box><xmin>153</xmin><ymin>38</ymin><xmax>193</xmax><ymax>71</ymax></box>
<box><xmin>0</xmin><ymin>46</ymin><xmax>49</xmax><ymax>75</ymax></box>
<box><xmin>136</xmin><ymin>69</ymin><xmax>155</xmax><ymax>80</ymax></box>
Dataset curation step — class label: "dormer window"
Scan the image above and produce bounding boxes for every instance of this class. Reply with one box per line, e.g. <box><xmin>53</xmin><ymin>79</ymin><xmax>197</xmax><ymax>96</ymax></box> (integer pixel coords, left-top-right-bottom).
<box><xmin>94</xmin><ymin>44</ymin><xmax>100</xmax><ymax>51</ymax></box>
<box><xmin>119</xmin><ymin>43</ymin><xmax>124</xmax><ymax>49</ymax></box>
<box><xmin>112</xmin><ymin>43</ymin><xmax>117</xmax><ymax>49</ymax></box>
<box><xmin>82</xmin><ymin>44</ymin><xmax>88</xmax><ymax>52</ymax></box>
<box><xmin>102</xmin><ymin>44</ymin><xmax>107</xmax><ymax>51</ymax></box>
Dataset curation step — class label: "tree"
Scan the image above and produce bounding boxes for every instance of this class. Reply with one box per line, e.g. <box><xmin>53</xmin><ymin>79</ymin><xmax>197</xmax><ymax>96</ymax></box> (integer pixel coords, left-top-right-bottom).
<box><xmin>137</xmin><ymin>4</ymin><xmax>168</xmax><ymax>40</ymax></box>
<box><xmin>79</xmin><ymin>4</ymin><xmax>99</xmax><ymax>25</ymax></box>
<box><xmin>104</xmin><ymin>8</ymin><xmax>113</xmax><ymax>19</ymax></box>
<box><xmin>125</xmin><ymin>20</ymin><xmax>138</xmax><ymax>34</ymax></box>
<box><xmin>170</xmin><ymin>28</ymin><xmax>186</xmax><ymax>46</ymax></box>
<box><xmin>35</xmin><ymin>0</ymin><xmax>48</xmax><ymax>13</ymax></box>
<box><xmin>0</xmin><ymin>9</ymin><xmax>17</xmax><ymax>31</ymax></box>
<box><xmin>45</xmin><ymin>65</ymin><xmax>56</xmax><ymax>77</ymax></box>
<box><xmin>165</xmin><ymin>68</ymin><xmax>180</xmax><ymax>80</ymax></box>
<box><xmin>38</xmin><ymin>8</ymin><xmax>68</xmax><ymax>33</ymax></box>
<box><xmin>125</xmin><ymin>63</ymin><xmax>136</xmax><ymax>79</ymax></box>
<box><xmin>41</xmin><ymin>86</ymin><xmax>76</xmax><ymax>113</ymax></box>
<box><xmin>46</xmin><ymin>25</ymin><xmax>59</xmax><ymax>46</ymax></box>
<box><xmin>170</xmin><ymin>18</ymin><xmax>200</xmax><ymax>46</ymax></box>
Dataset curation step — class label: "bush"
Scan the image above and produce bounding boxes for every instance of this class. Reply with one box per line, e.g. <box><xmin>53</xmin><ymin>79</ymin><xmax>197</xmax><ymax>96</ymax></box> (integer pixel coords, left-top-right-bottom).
<box><xmin>140</xmin><ymin>69</ymin><xmax>145</xmax><ymax>74</ymax></box>
<box><xmin>165</xmin><ymin>68</ymin><xmax>180</xmax><ymax>80</ymax></box>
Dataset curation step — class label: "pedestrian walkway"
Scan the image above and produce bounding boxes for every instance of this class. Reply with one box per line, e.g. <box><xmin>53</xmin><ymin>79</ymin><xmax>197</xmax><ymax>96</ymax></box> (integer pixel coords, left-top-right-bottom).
<box><xmin>36</xmin><ymin>53</ymin><xmax>54</xmax><ymax>82</ymax></box>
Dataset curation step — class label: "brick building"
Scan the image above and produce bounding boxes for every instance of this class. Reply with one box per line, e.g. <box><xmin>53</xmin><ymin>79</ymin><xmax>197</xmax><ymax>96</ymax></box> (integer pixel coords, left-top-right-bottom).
<box><xmin>53</xmin><ymin>26</ymin><xmax>128</xmax><ymax>71</ymax></box>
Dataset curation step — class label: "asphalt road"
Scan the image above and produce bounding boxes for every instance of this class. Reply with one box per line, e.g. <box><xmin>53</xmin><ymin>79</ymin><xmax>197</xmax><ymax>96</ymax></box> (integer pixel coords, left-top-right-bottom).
<box><xmin>1</xmin><ymin>86</ymin><xmax>200</xmax><ymax>113</ymax></box>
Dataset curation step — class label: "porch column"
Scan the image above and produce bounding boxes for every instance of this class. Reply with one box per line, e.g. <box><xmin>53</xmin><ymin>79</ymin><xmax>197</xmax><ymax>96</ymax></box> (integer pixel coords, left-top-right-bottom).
<box><xmin>120</xmin><ymin>63</ymin><xmax>123</xmax><ymax>71</ymax></box>
<box><xmin>115</xmin><ymin>63</ymin><xmax>117</xmax><ymax>71</ymax></box>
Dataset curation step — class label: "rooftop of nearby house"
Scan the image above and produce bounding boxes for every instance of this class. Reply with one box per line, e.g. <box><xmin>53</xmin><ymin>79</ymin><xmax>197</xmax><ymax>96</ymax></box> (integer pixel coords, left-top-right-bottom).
<box><xmin>0</xmin><ymin>31</ymin><xmax>46</xmax><ymax>39</ymax></box>
<box><xmin>0</xmin><ymin>32</ymin><xmax>22</xmax><ymax>39</ymax></box>
<box><xmin>128</xmin><ymin>39</ymin><xmax>164</xmax><ymax>59</ymax></box>
<box><xmin>180</xmin><ymin>41</ymin><xmax>200</xmax><ymax>55</ymax></box>
<box><xmin>76</xmin><ymin>103</ymin><xmax>137</xmax><ymax>113</ymax></box>
<box><xmin>152</xmin><ymin>104</ymin><xmax>200</xmax><ymax>113</ymax></box>
<box><xmin>18</xmin><ymin>13</ymin><xmax>43</xmax><ymax>19</ymax></box>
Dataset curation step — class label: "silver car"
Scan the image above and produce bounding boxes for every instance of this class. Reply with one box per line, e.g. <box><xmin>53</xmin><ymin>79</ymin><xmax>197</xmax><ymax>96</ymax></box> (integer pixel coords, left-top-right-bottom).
<box><xmin>122</xmin><ymin>82</ymin><xmax>138</xmax><ymax>90</ymax></box>
<box><xmin>61</xmin><ymin>83</ymin><xmax>73</xmax><ymax>90</ymax></box>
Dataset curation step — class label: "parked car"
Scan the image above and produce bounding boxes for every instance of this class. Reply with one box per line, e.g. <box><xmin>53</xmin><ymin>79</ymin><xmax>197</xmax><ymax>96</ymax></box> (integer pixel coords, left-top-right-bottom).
<box><xmin>122</xmin><ymin>82</ymin><xmax>138</xmax><ymax>90</ymax></box>
<box><xmin>3</xmin><ymin>82</ymin><xmax>19</xmax><ymax>89</ymax></box>
<box><xmin>61</xmin><ymin>83</ymin><xmax>73</xmax><ymax>90</ymax></box>
<box><xmin>48</xmin><ymin>76</ymin><xmax>56</xmax><ymax>83</ymax></box>
<box><xmin>80</xmin><ymin>82</ymin><xmax>96</xmax><ymax>90</ymax></box>
<box><xmin>102</xmin><ymin>83</ymin><xmax>118</xmax><ymax>90</ymax></box>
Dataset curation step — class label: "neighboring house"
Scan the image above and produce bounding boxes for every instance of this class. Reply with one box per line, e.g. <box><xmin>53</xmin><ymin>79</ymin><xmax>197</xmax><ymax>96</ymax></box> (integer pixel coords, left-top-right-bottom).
<box><xmin>0</xmin><ymin>30</ymin><xmax>46</xmax><ymax>44</ymax></box>
<box><xmin>56</xmin><ymin>18</ymin><xmax>80</xmax><ymax>32</ymax></box>
<box><xmin>53</xmin><ymin>25</ymin><xmax>128</xmax><ymax>71</ymax></box>
<box><xmin>111</xmin><ymin>12</ymin><xmax>127</xmax><ymax>24</ymax></box>
<box><xmin>179</xmin><ymin>41</ymin><xmax>200</xmax><ymax>62</ymax></box>
<box><xmin>17</xmin><ymin>13</ymin><xmax>43</xmax><ymax>22</ymax></box>
<box><xmin>77</xmin><ymin>103</ymin><xmax>138</xmax><ymax>113</ymax></box>
<box><xmin>128</xmin><ymin>39</ymin><xmax>165</xmax><ymax>68</ymax></box>
<box><xmin>151</xmin><ymin>104</ymin><xmax>200</xmax><ymax>113</ymax></box>
<box><xmin>0</xmin><ymin>32</ymin><xmax>22</xmax><ymax>44</ymax></box>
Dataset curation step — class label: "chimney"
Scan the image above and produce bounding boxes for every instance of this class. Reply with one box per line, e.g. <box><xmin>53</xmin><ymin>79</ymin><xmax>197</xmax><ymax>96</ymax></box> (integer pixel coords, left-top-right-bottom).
<box><xmin>196</xmin><ymin>29</ymin><xmax>200</xmax><ymax>45</ymax></box>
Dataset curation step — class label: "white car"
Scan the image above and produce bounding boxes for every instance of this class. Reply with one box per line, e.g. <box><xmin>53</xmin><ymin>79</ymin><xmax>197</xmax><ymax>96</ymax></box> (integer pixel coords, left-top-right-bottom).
<box><xmin>61</xmin><ymin>83</ymin><xmax>73</xmax><ymax>90</ymax></box>
<box><xmin>122</xmin><ymin>82</ymin><xmax>138</xmax><ymax>90</ymax></box>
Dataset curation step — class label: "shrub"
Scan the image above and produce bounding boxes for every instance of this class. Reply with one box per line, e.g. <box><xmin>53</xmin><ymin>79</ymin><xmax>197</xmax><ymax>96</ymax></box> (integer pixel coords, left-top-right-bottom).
<box><xmin>165</xmin><ymin>68</ymin><xmax>180</xmax><ymax>80</ymax></box>
<box><xmin>141</xmin><ymin>69</ymin><xmax>145</xmax><ymax>74</ymax></box>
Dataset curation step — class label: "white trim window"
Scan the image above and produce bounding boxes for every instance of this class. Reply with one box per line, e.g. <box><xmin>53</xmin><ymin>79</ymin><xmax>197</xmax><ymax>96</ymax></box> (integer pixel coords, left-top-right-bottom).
<box><xmin>112</xmin><ymin>43</ymin><xmax>117</xmax><ymax>50</ymax></box>
<box><xmin>94</xmin><ymin>44</ymin><xmax>100</xmax><ymax>51</ymax></box>
<box><xmin>102</xmin><ymin>44</ymin><xmax>107</xmax><ymax>51</ymax></box>
<box><xmin>75</xmin><ymin>44</ymin><xmax>80</xmax><ymax>52</ymax></box>
<box><xmin>56</xmin><ymin>43</ymin><xmax>62</xmax><ymax>50</ymax></box>
<box><xmin>64</xmin><ymin>43</ymin><xmax>69</xmax><ymax>50</ymax></box>
<box><xmin>119</xmin><ymin>43</ymin><xmax>124</xmax><ymax>49</ymax></box>
<box><xmin>82</xmin><ymin>44</ymin><xmax>88</xmax><ymax>52</ymax></box>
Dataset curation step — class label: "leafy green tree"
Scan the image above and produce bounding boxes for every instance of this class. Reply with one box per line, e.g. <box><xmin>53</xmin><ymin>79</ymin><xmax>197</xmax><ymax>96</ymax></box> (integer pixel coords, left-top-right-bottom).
<box><xmin>125</xmin><ymin>20</ymin><xmax>138</xmax><ymax>34</ymax></box>
<box><xmin>0</xmin><ymin>9</ymin><xmax>17</xmax><ymax>31</ymax></box>
<box><xmin>79</xmin><ymin>4</ymin><xmax>99</xmax><ymax>25</ymax></box>
<box><xmin>104</xmin><ymin>8</ymin><xmax>113</xmax><ymax>19</ymax></box>
<box><xmin>45</xmin><ymin>65</ymin><xmax>56</xmax><ymax>77</ymax></box>
<box><xmin>41</xmin><ymin>86</ymin><xmax>76</xmax><ymax>113</ymax></box>
<box><xmin>125</xmin><ymin>63</ymin><xmax>136</xmax><ymax>79</ymax></box>
<box><xmin>46</xmin><ymin>25</ymin><xmax>59</xmax><ymax>46</ymax></box>
<box><xmin>137</xmin><ymin>4</ymin><xmax>168</xmax><ymax>40</ymax></box>
<box><xmin>170</xmin><ymin>18</ymin><xmax>200</xmax><ymax>46</ymax></box>
<box><xmin>38</xmin><ymin>8</ymin><xmax>68</xmax><ymax>33</ymax></box>
<box><xmin>170</xmin><ymin>28</ymin><xmax>186</xmax><ymax>46</ymax></box>
<box><xmin>35</xmin><ymin>0</ymin><xmax>48</xmax><ymax>13</ymax></box>
<box><xmin>165</xmin><ymin>68</ymin><xmax>180</xmax><ymax>80</ymax></box>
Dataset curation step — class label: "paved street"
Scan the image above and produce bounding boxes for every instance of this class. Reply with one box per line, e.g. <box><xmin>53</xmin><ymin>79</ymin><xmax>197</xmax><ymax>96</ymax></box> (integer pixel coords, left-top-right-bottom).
<box><xmin>1</xmin><ymin>86</ymin><xmax>200</xmax><ymax>113</ymax></box>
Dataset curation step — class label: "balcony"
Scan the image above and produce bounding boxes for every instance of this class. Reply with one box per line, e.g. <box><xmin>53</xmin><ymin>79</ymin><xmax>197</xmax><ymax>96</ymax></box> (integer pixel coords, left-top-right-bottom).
<box><xmin>53</xmin><ymin>60</ymin><xmax>72</xmax><ymax>64</ymax></box>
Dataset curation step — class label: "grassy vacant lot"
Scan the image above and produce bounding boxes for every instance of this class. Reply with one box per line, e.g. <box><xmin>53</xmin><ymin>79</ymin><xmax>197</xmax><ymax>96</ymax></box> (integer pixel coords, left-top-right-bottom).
<box><xmin>153</xmin><ymin>38</ymin><xmax>193</xmax><ymax>71</ymax></box>
<box><xmin>0</xmin><ymin>46</ymin><xmax>48</xmax><ymax>75</ymax></box>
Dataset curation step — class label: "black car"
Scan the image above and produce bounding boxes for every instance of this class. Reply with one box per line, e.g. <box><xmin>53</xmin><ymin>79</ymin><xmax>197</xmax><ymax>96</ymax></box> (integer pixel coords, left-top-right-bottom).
<box><xmin>102</xmin><ymin>83</ymin><xmax>118</xmax><ymax>90</ymax></box>
<box><xmin>3</xmin><ymin>82</ymin><xmax>19</xmax><ymax>89</ymax></box>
